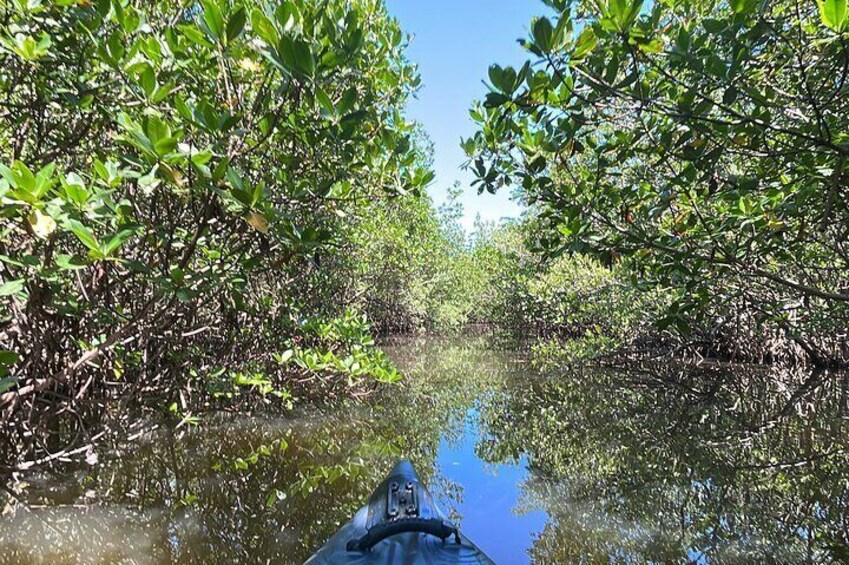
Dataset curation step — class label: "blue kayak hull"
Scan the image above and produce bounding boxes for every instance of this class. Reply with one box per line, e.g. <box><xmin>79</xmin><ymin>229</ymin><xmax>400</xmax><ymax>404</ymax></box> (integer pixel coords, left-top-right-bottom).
<box><xmin>305</xmin><ymin>461</ymin><xmax>495</xmax><ymax>564</ymax></box>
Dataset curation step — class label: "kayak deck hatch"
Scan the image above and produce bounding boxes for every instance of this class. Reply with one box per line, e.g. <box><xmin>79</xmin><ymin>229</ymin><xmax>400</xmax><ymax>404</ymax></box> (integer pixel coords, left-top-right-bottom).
<box><xmin>304</xmin><ymin>460</ymin><xmax>495</xmax><ymax>564</ymax></box>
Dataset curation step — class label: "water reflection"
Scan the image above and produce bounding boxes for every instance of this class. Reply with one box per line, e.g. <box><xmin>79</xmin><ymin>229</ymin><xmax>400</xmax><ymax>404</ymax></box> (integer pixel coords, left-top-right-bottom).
<box><xmin>477</xmin><ymin>363</ymin><xmax>849</xmax><ymax>563</ymax></box>
<box><xmin>1</xmin><ymin>336</ymin><xmax>847</xmax><ymax>564</ymax></box>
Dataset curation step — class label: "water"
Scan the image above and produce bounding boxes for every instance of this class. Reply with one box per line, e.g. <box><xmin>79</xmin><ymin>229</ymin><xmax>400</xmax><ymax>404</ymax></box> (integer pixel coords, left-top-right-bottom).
<box><xmin>2</xmin><ymin>334</ymin><xmax>848</xmax><ymax>564</ymax></box>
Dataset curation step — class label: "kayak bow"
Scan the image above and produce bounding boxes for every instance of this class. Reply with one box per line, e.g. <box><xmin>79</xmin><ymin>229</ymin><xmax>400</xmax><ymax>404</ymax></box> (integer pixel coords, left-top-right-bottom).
<box><xmin>305</xmin><ymin>460</ymin><xmax>495</xmax><ymax>564</ymax></box>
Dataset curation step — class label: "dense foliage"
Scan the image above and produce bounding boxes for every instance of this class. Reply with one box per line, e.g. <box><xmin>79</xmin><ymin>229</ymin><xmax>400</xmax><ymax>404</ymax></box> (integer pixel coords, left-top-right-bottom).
<box><xmin>4</xmin><ymin>0</ymin><xmax>847</xmax><ymax>472</ymax></box>
<box><xmin>343</xmin><ymin>184</ymin><xmax>484</xmax><ymax>332</ymax></box>
<box><xmin>0</xmin><ymin>0</ymin><xmax>453</xmax><ymax>464</ymax></box>
<box><xmin>479</xmin><ymin>362</ymin><xmax>849</xmax><ymax>562</ymax></box>
<box><xmin>468</xmin><ymin>218</ymin><xmax>663</xmax><ymax>361</ymax></box>
<box><xmin>466</xmin><ymin>0</ymin><xmax>849</xmax><ymax>366</ymax></box>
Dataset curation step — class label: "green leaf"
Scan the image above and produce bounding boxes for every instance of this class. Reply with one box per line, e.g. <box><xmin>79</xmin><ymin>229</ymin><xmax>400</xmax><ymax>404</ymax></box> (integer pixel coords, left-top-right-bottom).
<box><xmin>818</xmin><ymin>0</ymin><xmax>848</xmax><ymax>30</ymax></box>
<box><xmin>0</xmin><ymin>351</ymin><xmax>20</xmax><ymax>367</ymax></box>
<box><xmin>637</xmin><ymin>37</ymin><xmax>664</xmax><ymax>54</ymax></box>
<box><xmin>67</xmin><ymin>219</ymin><xmax>100</xmax><ymax>252</ymax></box>
<box><xmin>190</xmin><ymin>149</ymin><xmax>213</xmax><ymax>167</ymax></box>
<box><xmin>33</xmin><ymin>162</ymin><xmax>55</xmax><ymax>198</ymax></box>
<box><xmin>145</xmin><ymin>115</ymin><xmax>171</xmax><ymax>146</ymax></box>
<box><xmin>11</xmin><ymin>161</ymin><xmax>36</xmax><ymax>193</ymax></box>
<box><xmin>117</xmin><ymin>113</ymin><xmax>157</xmax><ymax>159</ymax></box>
<box><xmin>532</xmin><ymin>17</ymin><xmax>554</xmax><ymax>52</ymax></box>
<box><xmin>56</xmin><ymin>254</ymin><xmax>89</xmax><ymax>270</ymax></box>
<box><xmin>154</xmin><ymin>136</ymin><xmax>178</xmax><ymax>156</ymax></box>
<box><xmin>226</xmin><ymin>166</ymin><xmax>245</xmax><ymax>192</ymax></box>
<box><xmin>250</xmin><ymin>9</ymin><xmax>278</xmax><ymax>45</ymax></box>
<box><xmin>266</xmin><ymin>489</ymin><xmax>283</xmax><ymax>508</ymax></box>
<box><xmin>316</xmin><ymin>87</ymin><xmax>335</xmax><ymax>116</ymax></box>
<box><xmin>226</xmin><ymin>7</ymin><xmax>247</xmax><ymax>42</ymax></box>
<box><xmin>251</xmin><ymin>182</ymin><xmax>264</xmax><ymax>206</ymax></box>
<box><xmin>276</xmin><ymin>35</ymin><xmax>298</xmax><ymax>74</ymax></box>
<box><xmin>101</xmin><ymin>228</ymin><xmax>136</xmax><ymax>257</ymax></box>
<box><xmin>488</xmin><ymin>64</ymin><xmax>504</xmax><ymax>90</ymax></box>
<box><xmin>63</xmin><ymin>172</ymin><xmax>89</xmax><ymax>205</ymax></box>
<box><xmin>338</xmin><ymin>88</ymin><xmax>357</xmax><ymax>115</ymax></box>
<box><xmin>0</xmin><ymin>376</ymin><xmax>18</xmax><ymax>394</ymax></box>
<box><xmin>572</xmin><ymin>27</ymin><xmax>598</xmax><ymax>60</ymax></box>
<box><xmin>200</xmin><ymin>0</ymin><xmax>225</xmax><ymax>41</ymax></box>
<box><xmin>606</xmin><ymin>0</ymin><xmax>643</xmax><ymax>31</ymax></box>
<box><xmin>170</xmin><ymin>266</ymin><xmax>185</xmax><ymax>285</ymax></box>
<box><xmin>0</xmin><ymin>351</ymin><xmax>20</xmax><ymax>381</ymax></box>
<box><xmin>274</xmin><ymin>349</ymin><xmax>294</xmax><ymax>364</ymax></box>
<box><xmin>7</xmin><ymin>32</ymin><xmax>52</xmax><ymax>61</ymax></box>
<box><xmin>0</xmin><ymin>164</ymin><xmax>11</xmax><ymax>186</ymax></box>
<box><xmin>730</xmin><ymin>0</ymin><xmax>756</xmax><ymax>15</ymax></box>
<box><xmin>0</xmin><ymin>279</ymin><xmax>25</xmax><ymax>296</ymax></box>
<box><xmin>212</xmin><ymin>157</ymin><xmax>230</xmax><ymax>181</ymax></box>
<box><xmin>274</xmin><ymin>2</ymin><xmax>298</xmax><ymax>32</ymax></box>
<box><xmin>484</xmin><ymin>92</ymin><xmax>511</xmax><ymax>108</ymax></box>
<box><xmin>0</xmin><ymin>349</ymin><xmax>21</xmax><ymax>378</ymax></box>
<box><xmin>139</xmin><ymin>65</ymin><xmax>157</xmax><ymax>98</ymax></box>
<box><xmin>292</xmin><ymin>39</ymin><xmax>315</xmax><ymax>78</ymax></box>
<box><xmin>179</xmin><ymin>23</ymin><xmax>214</xmax><ymax>48</ymax></box>
<box><xmin>151</xmin><ymin>81</ymin><xmax>173</xmax><ymax>104</ymax></box>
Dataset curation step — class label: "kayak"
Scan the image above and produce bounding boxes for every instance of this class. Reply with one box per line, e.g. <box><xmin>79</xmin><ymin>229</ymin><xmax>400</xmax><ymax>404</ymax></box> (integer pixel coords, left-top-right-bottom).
<box><xmin>305</xmin><ymin>460</ymin><xmax>495</xmax><ymax>564</ymax></box>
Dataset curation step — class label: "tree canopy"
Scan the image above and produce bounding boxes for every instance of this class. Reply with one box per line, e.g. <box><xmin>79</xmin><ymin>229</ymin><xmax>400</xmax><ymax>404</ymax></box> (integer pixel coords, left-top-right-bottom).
<box><xmin>0</xmin><ymin>0</ymin><xmax>441</xmax><ymax>459</ymax></box>
<box><xmin>465</xmin><ymin>0</ymin><xmax>849</xmax><ymax>364</ymax></box>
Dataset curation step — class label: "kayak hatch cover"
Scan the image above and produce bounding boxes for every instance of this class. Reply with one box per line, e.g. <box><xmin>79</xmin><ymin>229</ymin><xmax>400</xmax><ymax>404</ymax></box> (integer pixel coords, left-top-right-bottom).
<box><xmin>304</xmin><ymin>460</ymin><xmax>495</xmax><ymax>564</ymax></box>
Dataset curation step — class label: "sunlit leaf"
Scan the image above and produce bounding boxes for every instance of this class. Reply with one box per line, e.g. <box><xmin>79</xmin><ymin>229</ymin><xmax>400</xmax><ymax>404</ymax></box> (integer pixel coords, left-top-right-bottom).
<box><xmin>67</xmin><ymin>219</ymin><xmax>100</xmax><ymax>252</ymax></box>
<box><xmin>246</xmin><ymin>211</ymin><xmax>269</xmax><ymax>233</ymax></box>
<box><xmin>28</xmin><ymin>209</ymin><xmax>56</xmax><ymax>239</ymax></box>
<box><xmin>817</xmin><ymin>0</ymin><xmax>848</xmax><ymax>30</ymax></box>
<box><xmin>0</xmin><ymin>279</ymin><xmax>25</xmax><ymax>296</ymax></box>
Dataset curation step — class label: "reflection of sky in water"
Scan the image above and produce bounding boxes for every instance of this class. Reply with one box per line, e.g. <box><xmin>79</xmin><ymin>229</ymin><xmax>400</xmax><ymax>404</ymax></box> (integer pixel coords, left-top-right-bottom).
<box><xmin>3</xmin><ymin>336</ymin><xmax>849</xmax><ymax>563</ymax></box>
<box><xmin>432</xmin><ymin>407</ymin><xmax>548</xmax><ymax>564</ymax></box>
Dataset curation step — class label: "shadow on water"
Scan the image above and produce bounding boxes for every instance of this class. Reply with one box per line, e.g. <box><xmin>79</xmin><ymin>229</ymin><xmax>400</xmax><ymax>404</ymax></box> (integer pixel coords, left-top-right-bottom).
<box><xmin>1</xmin><ymin>334</ymin><xmax>848</xmax><ymax>564</ymax></box>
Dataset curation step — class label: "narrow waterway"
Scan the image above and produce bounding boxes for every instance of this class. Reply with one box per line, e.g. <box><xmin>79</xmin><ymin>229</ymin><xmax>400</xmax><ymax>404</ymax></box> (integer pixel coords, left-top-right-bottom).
<box><xmin>2</xmin><ymin>334</ymin><xmax>848</xmax><ymax>563</ymax></box>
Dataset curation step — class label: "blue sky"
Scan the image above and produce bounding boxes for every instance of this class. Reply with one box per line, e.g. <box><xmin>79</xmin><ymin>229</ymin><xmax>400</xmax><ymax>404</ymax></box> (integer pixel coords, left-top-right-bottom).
<box><xmin>385</xmin><ymin>0</ymin><xmax>548</xmax><ymax>231</ymax></box>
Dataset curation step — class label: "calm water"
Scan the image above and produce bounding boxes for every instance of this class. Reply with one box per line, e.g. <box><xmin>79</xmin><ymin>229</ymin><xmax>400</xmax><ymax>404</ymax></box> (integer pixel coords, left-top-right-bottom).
<box><xmin>1</xmin><ymin>335</ymin><xmax>848</xmax><ymax>564</ymax></box>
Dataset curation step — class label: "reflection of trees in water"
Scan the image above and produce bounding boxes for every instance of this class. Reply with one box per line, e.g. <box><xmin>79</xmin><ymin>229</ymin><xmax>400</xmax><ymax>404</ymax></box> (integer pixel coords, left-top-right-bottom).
<box><xmin>384</xmin><ymin>334</ymin><xmax>525</xmax><ymax>527</ymax></box>
<box><xmin>4</xmin><ymin>408</ymin><xmax>439</xmax><ymax>564</ymax></box>
<box><xmin>477</xmin><ymin>365</ymin><xmax>849</xmax><ymax>563</ymax></box>
<box><xmin>2</xmin><ymin>335</ymin><xmax>520</xmax><ymax>564</ymax></box>
<box><xmin>10</xmin><ymin>336</ymin><xmax>842</xmax><ymax>564</ymax></box>
<box><xmin>5</xmin><ymin>411</ymin><xmax>396</xmax><ymax>564</ymax></box>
